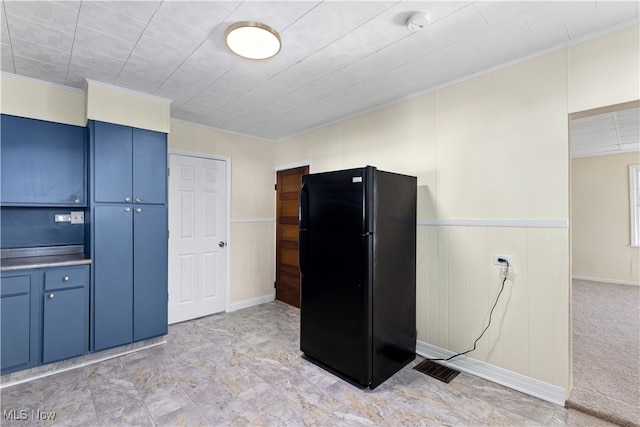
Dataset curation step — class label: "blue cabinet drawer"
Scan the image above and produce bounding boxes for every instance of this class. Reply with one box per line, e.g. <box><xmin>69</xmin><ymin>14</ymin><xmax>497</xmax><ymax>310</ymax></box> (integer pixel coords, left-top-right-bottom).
<box><xmin>1</xmin><ymin>274</ymin><xmax>30</xmax><ymax>296</ymax></box>
<box><xmin>44</xmin><ymin>266</ymin><xmax>89</xmax><ymax>291</ymax></box>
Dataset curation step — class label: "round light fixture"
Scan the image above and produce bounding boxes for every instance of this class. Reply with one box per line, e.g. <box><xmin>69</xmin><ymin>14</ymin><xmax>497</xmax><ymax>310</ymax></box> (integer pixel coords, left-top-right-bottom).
<box><xmin>225</xmin><ymin>21</ymin><xmax>281</xmax><ymax>60</ymax></box>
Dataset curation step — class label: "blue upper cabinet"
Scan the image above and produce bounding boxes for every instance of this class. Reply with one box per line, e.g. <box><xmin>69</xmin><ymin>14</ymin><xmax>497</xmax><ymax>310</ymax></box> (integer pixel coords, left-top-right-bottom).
<box><xmin>92</xmin><ymin>121</ymin><xmax>166</xmax><ymax>205</ymax></box>
<box><xmin>93</xmin><ymin>121</ymin><xmax>133</xmax><ymax>204</ymax></box>
<box><xmin>133</xmin><ymin>128</ymin><xmax>167</xmax><ymax>205</ymax></box>
<box><xmin>1</xmin><ymin>114</ymin><xmax>86</xmax><ymax>207</ymax></box>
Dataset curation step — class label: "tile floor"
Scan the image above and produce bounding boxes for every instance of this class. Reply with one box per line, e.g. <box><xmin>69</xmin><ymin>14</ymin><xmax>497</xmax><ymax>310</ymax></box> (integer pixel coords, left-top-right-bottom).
<box><xmin>1</xmin><ymin>301</ymin><xmax>615</xmax><ymax>426</ymax></box>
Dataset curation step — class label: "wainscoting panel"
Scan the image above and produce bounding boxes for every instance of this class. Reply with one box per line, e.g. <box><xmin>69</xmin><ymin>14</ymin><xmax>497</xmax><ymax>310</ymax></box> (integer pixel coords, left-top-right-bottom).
<box><xmin>416</xmin><ymin>223</ymin><xmax>569</xmax><ymax>395</ymax></box>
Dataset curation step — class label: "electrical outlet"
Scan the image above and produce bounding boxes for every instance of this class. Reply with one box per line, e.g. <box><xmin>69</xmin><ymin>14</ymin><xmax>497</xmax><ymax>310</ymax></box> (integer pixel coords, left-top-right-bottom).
<box><xmin>494</xmin><ymin>254</ymin><xmax>513</xmax><ymax>265</ymax></box>
<box><xmin>70</xmin><ymin>211</ymin><xmax>84</xmax><ymax>224</ymax></box>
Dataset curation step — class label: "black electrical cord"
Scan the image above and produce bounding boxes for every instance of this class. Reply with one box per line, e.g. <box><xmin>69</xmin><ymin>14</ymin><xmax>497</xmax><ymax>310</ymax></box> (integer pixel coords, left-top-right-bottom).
<box><xmin>425</xmin><ymin>260</ymin><xmax>510</xmax><ymax>362</ymax></box>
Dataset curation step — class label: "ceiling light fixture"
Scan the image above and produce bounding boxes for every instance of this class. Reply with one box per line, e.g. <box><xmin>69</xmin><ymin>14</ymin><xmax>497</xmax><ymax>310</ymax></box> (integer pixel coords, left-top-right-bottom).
<box><xmin>225</xmin><ymin>21</ymin><xmax>281</xmax><ymax>60</ymax></box>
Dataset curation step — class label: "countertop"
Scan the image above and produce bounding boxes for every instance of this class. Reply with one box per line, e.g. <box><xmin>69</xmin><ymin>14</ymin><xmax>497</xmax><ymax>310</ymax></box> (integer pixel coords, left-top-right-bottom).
<box><xmin>1</xmin><ymin>245</ymin><xmax>91</xmax><ymax>272</ymax></box>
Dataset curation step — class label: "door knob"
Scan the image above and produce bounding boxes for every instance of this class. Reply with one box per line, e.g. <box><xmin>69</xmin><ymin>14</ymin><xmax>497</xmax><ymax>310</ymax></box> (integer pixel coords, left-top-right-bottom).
<box><xmin>63</xmin><ymin>276</ymin><xmax>69</xmax><ymax>282</ymax></box>
<box><xmin>219</xmin><ymin>241</ymin><xmax>226</xmax><ymax>248</ymax></box>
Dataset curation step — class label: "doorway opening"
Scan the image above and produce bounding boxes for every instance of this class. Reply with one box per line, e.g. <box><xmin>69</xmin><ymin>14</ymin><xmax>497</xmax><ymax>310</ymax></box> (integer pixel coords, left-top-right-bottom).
<box><xmin>567</xmin><ymin>101</ymin><xmax>639</xmax><ymax>425</ymax></box>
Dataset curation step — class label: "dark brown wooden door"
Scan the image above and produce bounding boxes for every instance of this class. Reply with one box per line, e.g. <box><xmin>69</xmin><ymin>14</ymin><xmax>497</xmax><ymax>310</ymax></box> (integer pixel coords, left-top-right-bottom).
<box><xmin>275</xmin><ymin>166</ymin><xmax>308</xmax><ymax>308</ymax></box>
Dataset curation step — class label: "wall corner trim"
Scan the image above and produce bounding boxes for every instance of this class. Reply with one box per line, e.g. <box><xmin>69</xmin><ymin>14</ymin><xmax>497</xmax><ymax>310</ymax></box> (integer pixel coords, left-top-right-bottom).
<box><xmin>416</xmin><ymin>341</ymin><xmax>566</xmax><ymax>406</ymax></box>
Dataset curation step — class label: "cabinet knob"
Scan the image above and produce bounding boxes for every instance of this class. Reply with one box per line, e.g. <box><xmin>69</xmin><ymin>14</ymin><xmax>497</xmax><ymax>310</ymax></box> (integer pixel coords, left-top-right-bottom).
<box><xmin>135</xmin><ymin>198</ymin><xmax>142</xmax><ymax>203</ymax></box>
<box><xmin>63</xmin><ymin>276</ymin><xmax>69</xmax><ymax>282</ymax></box>
<box><xmin>75</xmin><ymin>198</ymin><xmax>81</xmax><ymax>204</ymax></box>
<box><xmin>135</xmin><ymin>208</ymin><xmax>142</xmax><ymax>213</ymax></box>
<box><xmin>125</xmin><ymin>207</ymin><xmax>131</xmax><ymax>212</ymax></box>
<box><xmin>48</xmin><ymin>293</ymin><xmax>55</xmax><ymax>300</ymax></box>
<box><xmin>125</xmin><ymin>196</ymin><xmax>132</xmax><ymax>202</ymax></box>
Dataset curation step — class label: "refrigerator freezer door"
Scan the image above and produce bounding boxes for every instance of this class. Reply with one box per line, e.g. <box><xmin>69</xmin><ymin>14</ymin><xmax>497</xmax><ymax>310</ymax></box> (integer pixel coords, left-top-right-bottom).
<box><xmin>300</xmin><ymin>167</ymin><xmax>373</xmax><ymax>234</ymax></box>
<box><xmin>370</xmin><ymin>170</ymin><xmax>417</xmax><ymax>388</ymax></box>
<box><xmin>299</xmin><ymin>229</ymin><xmax>372</xmax><ymax>386</ymax></box>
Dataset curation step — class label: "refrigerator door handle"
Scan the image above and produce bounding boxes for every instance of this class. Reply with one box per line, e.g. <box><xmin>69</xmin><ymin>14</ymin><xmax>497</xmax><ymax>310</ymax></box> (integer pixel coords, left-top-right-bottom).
<box><xmin>299</xmin><ymin>181</ymin><xmax>308</xmax><ymax>229</ymax></box>
<box><xmin>299</xmin><ymin>230</ymin><xmax>307</xmax><ymax>277</ymax></box>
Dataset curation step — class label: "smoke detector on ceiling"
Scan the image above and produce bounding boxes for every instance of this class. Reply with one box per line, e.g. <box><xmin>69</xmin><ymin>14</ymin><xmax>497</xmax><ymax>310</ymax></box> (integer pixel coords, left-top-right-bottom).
<box><xmin>407</xmin><ymin>12</ymin><xmax>430</xmax><ymax>31</ymax></box>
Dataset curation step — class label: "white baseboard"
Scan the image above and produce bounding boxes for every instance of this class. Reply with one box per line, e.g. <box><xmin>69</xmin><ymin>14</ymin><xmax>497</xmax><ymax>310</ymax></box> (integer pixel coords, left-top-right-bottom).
<box><xmin>1</xmin><ymin>339</ymin><xmax>166</xmax><ymax>390</ymax></box>
<box><xmin>572</xmin><ymin>275</ymin><xmax>640</xmax><ymax>287</ymax></box>
<box><xmin>228</xmin><ymin>293</ymin><xmax>275</xmax><ymax>312</ymax></box>
<box><xmin>416</xmin><ymin>341</ymin><xmax>566</xmax><ymax>406</ymax></box>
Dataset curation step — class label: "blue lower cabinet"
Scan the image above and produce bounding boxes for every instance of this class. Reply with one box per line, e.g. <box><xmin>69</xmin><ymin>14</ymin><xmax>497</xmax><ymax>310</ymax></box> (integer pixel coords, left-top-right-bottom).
<box><xmin>133</xmin><ymin>205</ymin><xmax>168</xmax><ymax>341</ymax></box>
<box><xmin>1</xmin><ymin>265</ymin><xmax>89</xmax><ymax>375</ymax></box>
<box><xmin>42</xmin><ymin>266</ymin><xmax>89</xmax><ymax>364</ymax></box>
<box><xmin>93</xmin><ymin>206</ymin><xmax>134</xmax><ymax>351</ymax></box>
<box><xmin>1</xmin><ymin>272</ymin><xmax>39</xmax><ymax>375</ymax></box>
<box><xmin>92</xmin><ymin>205</ymin><xmax>167</xmax><ymax>351</ymax></box>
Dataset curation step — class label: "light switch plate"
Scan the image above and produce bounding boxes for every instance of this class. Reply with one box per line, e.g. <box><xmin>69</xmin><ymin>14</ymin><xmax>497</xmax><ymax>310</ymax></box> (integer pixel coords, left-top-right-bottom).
<box><xmin>70</xmin><ymin>211</ymin><xmax>84</xmax><ymax>224</ymax></box>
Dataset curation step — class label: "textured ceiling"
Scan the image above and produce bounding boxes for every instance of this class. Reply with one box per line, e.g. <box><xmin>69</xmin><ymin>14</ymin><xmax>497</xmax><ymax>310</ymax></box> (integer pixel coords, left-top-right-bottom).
<box><xmin>1</xmin><ymin>1</ymin><xmax>638</xmax><ymax>141</ymax></box>
<box><xmin>571</xmin><ymin>106</ymin><xmax>640</xmax><ymax>158</ymax></box>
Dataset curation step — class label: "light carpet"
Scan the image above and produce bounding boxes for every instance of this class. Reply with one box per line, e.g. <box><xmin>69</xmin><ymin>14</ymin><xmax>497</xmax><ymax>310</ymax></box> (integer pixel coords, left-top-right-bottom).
<box><xmin>567</xmin><ymin>280</ymin><xmax>640</xmax><ymax>427</ymax></box>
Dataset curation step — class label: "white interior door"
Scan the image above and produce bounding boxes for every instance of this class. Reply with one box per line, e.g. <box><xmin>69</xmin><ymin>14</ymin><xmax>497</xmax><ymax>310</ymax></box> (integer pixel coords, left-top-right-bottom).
<box><xmin>168</xmin><ymin>154</ymin><xmax>227</xmax><ymax>324</ymax></box>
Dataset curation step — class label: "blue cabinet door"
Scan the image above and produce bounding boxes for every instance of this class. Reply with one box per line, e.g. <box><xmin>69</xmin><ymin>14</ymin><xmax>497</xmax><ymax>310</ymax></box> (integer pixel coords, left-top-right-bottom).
<box><xmin>93</xmin><ymin>121</ymin><xmax>133</xmax><ymax>204</ymax></box>
<box><xmin>42</xmin><ymin>265</ymin><xmax>89</xmax><ymax>364</ymax></box>
<box><xmin>42</xmin><ymin>287</ymin><xmax>88</xmax><ymax>363</ymax></box>
<box><xmin>133</xmin><ymin>205</ymin><xmax>168</xmax><ymax>341</ymax></box>
<box><xmin>93</xmin><ymin>205</ymin><xmax>133</xmax><ymax>351</ymax></box>
<box><xmin>93</xmin><ymin>121</ymin><xmax>166</xmax><ymax>205</ymax></box>
<box><xmin>133</xmin><ymin>128</ymin><xmax>167</xmax><ymax>205</ymax></box>
<box><xmin>1</xmin><ymin>272</ymin><xmax>39</xmax><ymax>375</ymax></box>
<box><xmin>1</xmin><ymin>114</ymin><xmax>86</xmax><ymax>206</ymax></box>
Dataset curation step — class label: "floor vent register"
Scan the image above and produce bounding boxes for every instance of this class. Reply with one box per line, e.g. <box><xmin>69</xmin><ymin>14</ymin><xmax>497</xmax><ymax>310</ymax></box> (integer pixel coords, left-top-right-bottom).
<box><xmin>413</xmin><ymin>360</ymin><xmax>460</xmax><ymax>383</ymax></box>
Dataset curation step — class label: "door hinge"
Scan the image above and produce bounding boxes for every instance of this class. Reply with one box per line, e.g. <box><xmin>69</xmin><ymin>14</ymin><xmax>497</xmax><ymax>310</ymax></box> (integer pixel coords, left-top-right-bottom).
<box><xmin>167</xmin><ymin>167</ymin><xmax>170</xmax><ymax>177</ymax></box>
<box><xmin>274</xmin><ymin>281</ymin><xmax>277</xmax><ymax>288</ymax></box>
<box><xmin>274</xmin><ymin>184</ymin><xmax>277</xmax><ymax>191</ymax></box>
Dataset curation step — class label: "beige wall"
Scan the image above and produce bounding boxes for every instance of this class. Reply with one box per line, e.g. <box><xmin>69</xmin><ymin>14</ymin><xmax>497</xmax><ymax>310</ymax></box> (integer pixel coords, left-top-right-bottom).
<box><xmin>1</xmin><ymin>74</ymin><xmax>86</xmax><ymax>126</ymax></box>
<box><xmin>568</xmin><ymin>25</ymin><xmax>640</xmax><ymax>114</ymax></box>
<box><xmin>0</xmin><ymin>75</ymin><xmax>171</xmax><ymax>132</ymax></box>
<box><xmin>275</xmin><ymin>50</ymin><xmax>571</xmax><ymax>391</ymax></box>
<box><xmin>86</xmin><ymin>80</ymin><xmax>171</xmax><ymax>133</ymax></box>
<box><xmin>273</xmin><ymin>25</ymin><xmax>639</xmax><ymax>396</ymax></box>
<box><xmin>572</xmin><ymin>152</ymin><xmax>640</xmax><ymax>284</ymax></box>
<box><xmin>167</xmin><ymin>120</ymin><xmax>276</xmax><ymax>304</ymax></box>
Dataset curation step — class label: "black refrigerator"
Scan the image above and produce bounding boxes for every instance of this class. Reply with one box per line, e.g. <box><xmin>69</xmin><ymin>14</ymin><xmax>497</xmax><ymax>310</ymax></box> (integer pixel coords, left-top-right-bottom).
<box><xmin>299</xmin><ymin>166</ymin><xmax>416</xmax><ymax>389</ymax></box>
